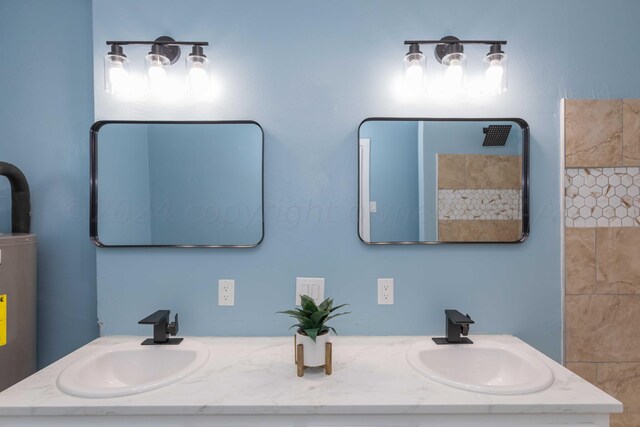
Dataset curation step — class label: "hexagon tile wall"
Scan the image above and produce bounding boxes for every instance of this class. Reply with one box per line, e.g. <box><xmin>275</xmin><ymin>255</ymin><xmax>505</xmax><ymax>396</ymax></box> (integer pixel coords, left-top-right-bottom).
<box><xmin>565</xmin><ymin>167</ymin><xmax>640</xmax><ymax>227</ymax></box>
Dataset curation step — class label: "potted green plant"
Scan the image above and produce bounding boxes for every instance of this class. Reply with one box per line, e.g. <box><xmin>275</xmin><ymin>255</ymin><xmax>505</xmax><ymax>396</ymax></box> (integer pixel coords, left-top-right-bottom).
<box><xmin>278</xmin><ymin>296</ymin><xmax>350</xmax><ymax>367</ymax></box>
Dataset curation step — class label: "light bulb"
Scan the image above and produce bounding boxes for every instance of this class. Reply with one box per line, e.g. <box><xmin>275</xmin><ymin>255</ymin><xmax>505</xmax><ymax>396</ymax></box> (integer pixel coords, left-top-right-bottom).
<box><xmin>106</xmin><ymin>61</ymin><xmax>129</xmax><ymax>95</ymax></box>
<box><xmin>405</xmin><ymin>60</ymin><xmax>424</xmax><ymax>91</ymax></box>
<box><xmin>484</xmin><ymin>60</ymin><xmax>504</xmax><ymax>94</ymax></box>
<box><xmin>109</xmin><ymin>63</ymin><xmax>127</xmax><ymax>93</ymax></box>
<box><xmin>445</xmin><ymin>60</ymin><xmax>463</xmax><ymax>81</ymax></box>
<box><xmin>185</xmin><ymin>45</ymin><xmax>212</xmax><ymax>98</ymax></box>
<box><xmin>104</xmin><ymin>45</ymin><xmax>130</xmax><ymax>95</ymax></box>
<box><xmin>440</xmin><ymin>44</ymin><xmax>466</xmax><ymax>95</ymax></box>
<box><xmin>145</xmin><ymin>52</ymin><xmax>170</xmax><ymax>95</ymax></box>
<box><xmin>403</xmin><ymin>45</ymin><xmax>426</xmax><ymax>93</ymax></box>
<box><xmin>443</xmin><ymin>57</ymin><xmax>465</xmax><ymax>93</ymax></box>
<box><xmin>147</xmin><ymin>63</ymin><xmax>166</xmax><ymax>93</ymax></box>
<box><xmin>148</xmin><ymin>60</ymin><xmax>166</xmax><ymax>80</ymax></box>
<box><xmin>190</xmin><ymin>66</ymin><xmax>208</xmax><ymax>90</ymax></box>
<box><xmin>186</xmin><ymin>60</ymin><xmax>210</xmax><ymax>95</ymax></box>
<box><xmin>482</xmin><ymin>49</ymin><xmax>508</xmax><ymax>95</ymax></box>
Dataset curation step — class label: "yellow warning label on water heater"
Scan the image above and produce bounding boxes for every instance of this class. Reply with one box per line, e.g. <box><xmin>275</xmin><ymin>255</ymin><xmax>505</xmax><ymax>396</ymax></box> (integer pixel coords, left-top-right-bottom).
<box><xmin>0</xmin><ymin>294</ymin><xmax>6</xmax><ymax>347</ymax></box>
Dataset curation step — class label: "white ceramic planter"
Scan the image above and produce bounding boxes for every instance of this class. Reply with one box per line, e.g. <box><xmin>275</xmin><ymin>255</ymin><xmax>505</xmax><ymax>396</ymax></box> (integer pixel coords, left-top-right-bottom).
<box><xmin>296</xmin><ymin>330</ymin><xmax>331</xmax><ymax>367</ymax></box>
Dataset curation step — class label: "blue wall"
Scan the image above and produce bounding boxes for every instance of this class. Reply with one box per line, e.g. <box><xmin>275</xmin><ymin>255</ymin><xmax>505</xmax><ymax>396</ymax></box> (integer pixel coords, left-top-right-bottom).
<box><xmin>87</xmin><ymin>0</ymin><xmax>636</xmax><ymax>363</ymax></box>
<box><xmin>360</xmin><ymin>121</ymin><xmax>420</xmax><ymax>242</ymax></box>
<box><xmin>97</xmin><ymin>124</ymin><xmax>151</xmax><ymax>245</ymax></box>
<box><xmin>0</xmin><ymin>0</ymin><xmax>96</xmax><ymax>367</ymax></box>
<box><xmin>147</xmin><ymin>124</ymin><xmax>263</xmax><ymax>246</ymax></box>
<box><xmin>10</xmin><ymin>0</ymin><xmax>640</xmax><ymax>368</ymax></box>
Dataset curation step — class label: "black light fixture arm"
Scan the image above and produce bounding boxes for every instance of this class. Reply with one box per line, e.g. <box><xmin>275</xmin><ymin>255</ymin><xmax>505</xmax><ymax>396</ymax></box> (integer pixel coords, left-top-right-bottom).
<box><xmin>405</xmin><ymin>36</ymin><xmax>508</xmax><ymax>64</ymax></box>
<box><xmin>404</xmin><ymin>40</ymin><xmax>507</xmax><ymax>46</ymax></box>
<box><xmin>106</xmin><ymin>40</ymin><xmax>209</xmax><ymax>46</ymax></box>
<box><xmin>106</xmin><ymin>37</ymin><xmax>209</xmax><ymax>66</ymax></box>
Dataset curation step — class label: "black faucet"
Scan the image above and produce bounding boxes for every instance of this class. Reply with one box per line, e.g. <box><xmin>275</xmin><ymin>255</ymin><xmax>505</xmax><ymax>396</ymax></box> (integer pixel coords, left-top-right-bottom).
<box><xmin>432</xmin><ymin>309</ymin><xmax>474</xmax><ymax>345</ymax></box>
<box><xmin>138</xmin><ymin>310</ymin><xmax>183</xmax><ymax>345</ymax></box>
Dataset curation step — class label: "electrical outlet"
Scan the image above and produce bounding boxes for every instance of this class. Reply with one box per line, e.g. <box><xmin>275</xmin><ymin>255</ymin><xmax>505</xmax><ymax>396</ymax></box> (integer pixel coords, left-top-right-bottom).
<box><xmin>218</xmin><ymin>279</ymin><xmax>235</xmax><ymax>306</ymax></box>
<box><xmin>378</xmin><ymin>278</ymin><xmax>394</xmax><ymax>305</ymax></box>
<box><xmin>296</xmin><ymin>277</ymin><xmax>325</xmax><ymax>305</ymax></box>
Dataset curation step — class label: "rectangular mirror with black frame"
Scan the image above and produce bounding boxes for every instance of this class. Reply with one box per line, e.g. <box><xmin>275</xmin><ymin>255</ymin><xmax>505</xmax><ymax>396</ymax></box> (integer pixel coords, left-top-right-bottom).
<box><xmin>90</xmin><ymin>121</ymin><xmax>264</xmax><ymax>248</ymax></box>
<box><xmin>358</xmin><ymin>118</ymin><xmax>529</xmax><ymax>244</ymax></box>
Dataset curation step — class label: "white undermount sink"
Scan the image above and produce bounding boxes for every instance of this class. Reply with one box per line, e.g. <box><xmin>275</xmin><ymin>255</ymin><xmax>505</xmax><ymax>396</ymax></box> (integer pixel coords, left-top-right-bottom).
<box><xmin>57</xmin><ymin>339</ymin><xmax>209</xmax><ymax>398</ymax></box>
<box><xmin>406</xmin><ymin>337</ymin><xmax>554</xmax><ymax>395</ymax></box>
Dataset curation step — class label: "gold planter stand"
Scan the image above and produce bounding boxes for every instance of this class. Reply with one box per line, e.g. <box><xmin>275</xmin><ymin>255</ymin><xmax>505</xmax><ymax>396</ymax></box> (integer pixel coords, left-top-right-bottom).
<box><xmin>294</xmin><ymin>335</ymin><xmax>332</xmax><ymax>377</ymax></box>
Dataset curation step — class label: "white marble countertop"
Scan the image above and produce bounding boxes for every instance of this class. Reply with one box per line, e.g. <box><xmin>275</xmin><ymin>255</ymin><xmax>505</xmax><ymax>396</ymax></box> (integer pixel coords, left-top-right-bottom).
<box><xmin>0</xmin><ymin>335</ymin><xmax>622</xmax><ymax>417</ymax></box>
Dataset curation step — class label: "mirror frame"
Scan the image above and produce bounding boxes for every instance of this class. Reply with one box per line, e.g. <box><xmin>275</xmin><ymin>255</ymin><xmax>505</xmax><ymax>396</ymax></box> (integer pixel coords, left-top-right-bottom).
<box><xmin>357</xmin><ymin>117</ymin><xmax>530</xmax><ymax>245</ymax></box>
<box><xmin>90</xmin><ymin>120</ymin><xmax>265</xmax><ymax>248</ymax></box>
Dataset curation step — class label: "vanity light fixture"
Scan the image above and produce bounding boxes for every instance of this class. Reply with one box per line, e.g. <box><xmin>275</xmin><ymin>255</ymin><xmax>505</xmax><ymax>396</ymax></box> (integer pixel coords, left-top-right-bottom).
<box><xmin>403</xmin><ymin>36</ymin><xmax>508</xmax><ymax>96</ymax></box>
<box><xmin>104</xmin><ymin>36</ymin><xmax>210</xmax><ymax>97</ymax></box>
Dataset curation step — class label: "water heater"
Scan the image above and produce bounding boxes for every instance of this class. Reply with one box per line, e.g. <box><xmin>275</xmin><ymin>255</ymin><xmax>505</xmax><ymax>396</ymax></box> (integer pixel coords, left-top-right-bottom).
<box><xmin>0</xmin><ymin>162</ymin><xmax>36</xmax><ymax>392</ymax></box>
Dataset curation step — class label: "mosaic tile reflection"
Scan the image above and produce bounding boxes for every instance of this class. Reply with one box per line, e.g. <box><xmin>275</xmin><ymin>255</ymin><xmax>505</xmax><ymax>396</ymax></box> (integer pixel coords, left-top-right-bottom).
<box><xmin>438</xmin><ymin>189</ymin><xmax>521</xmax><ymax>221</ymax></box>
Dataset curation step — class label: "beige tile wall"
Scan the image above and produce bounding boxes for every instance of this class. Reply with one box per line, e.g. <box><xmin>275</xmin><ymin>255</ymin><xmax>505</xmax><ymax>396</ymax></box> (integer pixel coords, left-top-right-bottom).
<box><xmin>565</xmin><ymin>100</ymin><xmax>622</xmax><ymax>167</ymax></box>
<box><xmin>438</xmin><ymin>154</ymin><xmax>522</xmax><ymax>189</ymax></box>
<box><xmin>624</xmin><ymin>100</ymin><xmax>640</xmax><ymax>166</ymax></box>
<box><xmin>564</xmin><ymin>99</ymin><xmax>640</xmax><ymax>427</ymax></box>
<box><xmin>438</xmin><ymin>219</ymin><xmax>521</xmax><ymax>242</ymax></box>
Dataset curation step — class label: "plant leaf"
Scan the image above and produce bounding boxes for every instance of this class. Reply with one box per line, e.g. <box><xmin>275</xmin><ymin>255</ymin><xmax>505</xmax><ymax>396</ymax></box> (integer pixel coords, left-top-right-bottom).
<box><xmin>318</xmin><ymin>298</ymin><xmax>333</xmax><ymax>312</ymax></box>
<box><xmin>277</xmin><ymin>310</ymin><xmax>303</xmax><ymax>317</ymax></box>
<box><xmin>276</xmin><ymin>310</ymin><xmax>311</xmax><ymax>324</ymax></box>
<box><xmin>279</xmin><ymin>298</ymin><xmax>349</xmax><ymax>339</ymax></box>
<box><xmin>304</xmin><ymin>328</ymin><xmax>320</xmax><ymax>342</ymax></box>
<box><xmin>300</xmin><ymin>295</ymin><xmax>318</xmax><ymax>312</ymax></box>
<box><xmin>299</xmin><ymin>318</ymin><xmax>316</xmax><ymax>330</ymax></box>
<box><xmin>329</xmin><ymin>303</ymin><xmax>349</xmax><ymax>313</ymax></box>
<box><xmin>309</xmin><ymin>310</ymin><xmax>330</xmax><ymax>326</ymax></box>
<box><xmin>325</xmin><ymin>311</ymin><xmax>351</xmax><ymax>322</ymax></box>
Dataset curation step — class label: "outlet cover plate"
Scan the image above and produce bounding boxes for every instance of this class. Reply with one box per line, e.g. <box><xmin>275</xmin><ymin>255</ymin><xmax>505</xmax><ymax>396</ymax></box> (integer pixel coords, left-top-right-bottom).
<box><xmin>296</xmin><ymin>277</ymin><xmax>325</xmax><ymax>305</ymax></box>
<box><xmin>378</xmin><ymin>278</ymin><xmax>394</xmax><ymax>305</ymax></box>
<box><xmin>218</xmin><ymin>279</ymin><xmax>235</xmax><ymax>306</ymax></box>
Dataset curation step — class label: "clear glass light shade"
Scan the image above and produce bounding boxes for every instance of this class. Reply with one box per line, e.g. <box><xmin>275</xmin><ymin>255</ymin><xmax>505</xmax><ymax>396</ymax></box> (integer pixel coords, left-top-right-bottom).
<box><xmin>186</xmin><ymin>55</ymin><xmax>211</xmax><ymax>96</ymax></box>
<box><xmin>145</xmin><ymin>53</ymin><xmax>170</xmax><ymax>94</ymax></box>
<box><xmin>104</xmin><ymin>54</ymin><xmax>130</xmax><ymax>95</ymax></box>
<box><xmin>483</xmin><ymin>52</ymin><xmax>508</xmax><ymax>95</ymax></box>
<box><xmin>403</xmin><ymin>52</ymin><xmax>426</xmax><ymax>92</ymax></box>
<box><xmin>441</xmin><ymin>52</ymin><xmax>466</xmax><ymax>94</ymax></box>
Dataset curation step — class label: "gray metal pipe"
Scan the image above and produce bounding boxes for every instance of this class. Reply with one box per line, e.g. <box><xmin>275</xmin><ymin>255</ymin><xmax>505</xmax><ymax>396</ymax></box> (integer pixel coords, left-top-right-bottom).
<box><xmin>0</xmin><ymin>161</ymin><xmax>31</xmax><ymax>233</ymax></box>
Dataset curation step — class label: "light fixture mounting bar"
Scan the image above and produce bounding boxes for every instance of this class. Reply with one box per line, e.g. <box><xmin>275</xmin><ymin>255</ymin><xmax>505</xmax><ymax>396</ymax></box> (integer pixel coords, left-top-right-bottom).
<box><xmin>105</xmin><ymin>41</ymin><xmax>209</xmax><ymax>46</ymax></box>
<box><xmin>404</xmin><ymin>40</ymin><xmax>507</xmax><ymax>46</ymax></box>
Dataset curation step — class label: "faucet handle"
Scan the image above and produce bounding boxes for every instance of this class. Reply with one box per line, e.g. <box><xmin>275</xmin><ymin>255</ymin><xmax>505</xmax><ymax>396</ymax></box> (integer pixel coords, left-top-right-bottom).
<box><xmin>167</xmin><ymin>313</ymin><xmax>179</xmax><ymax>336</ymax></box>
<box><xmin>461</xmin><ymin>323</ymin><xmax>470</xmax><ymax>336</ymax></box>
